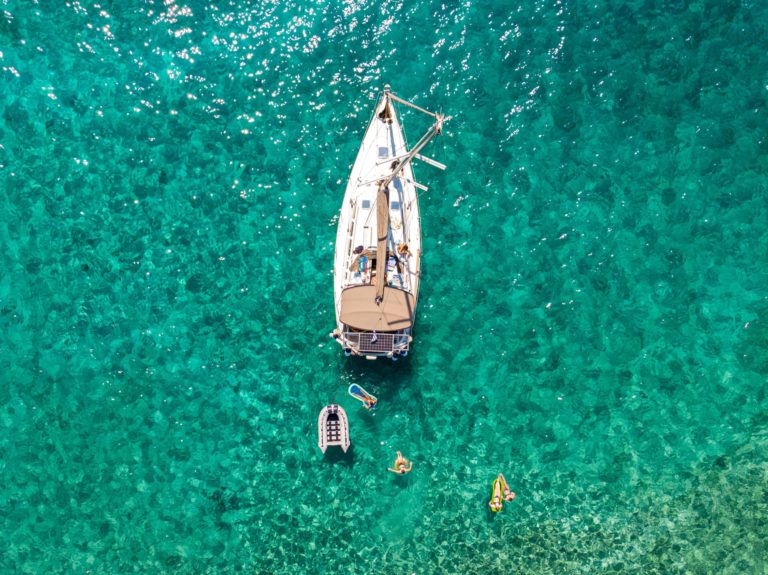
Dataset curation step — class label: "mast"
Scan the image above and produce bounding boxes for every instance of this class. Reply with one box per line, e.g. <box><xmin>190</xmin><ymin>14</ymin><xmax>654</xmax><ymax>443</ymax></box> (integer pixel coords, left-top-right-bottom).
<box><xmin>374</xmin><ymin>86</ymin><xmax>449</xmax><ymax>306</ymax></box>
<box><xmin>374</xmin><ymin>182</ymin><xmax>389</xmax><ymax>304</ymax></box>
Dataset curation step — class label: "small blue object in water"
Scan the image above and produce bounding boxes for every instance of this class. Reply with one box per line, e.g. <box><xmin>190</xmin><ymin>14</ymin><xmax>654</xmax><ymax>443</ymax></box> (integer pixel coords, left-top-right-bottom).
<box><xmin>348</xmin><ymin>384</ymin><xmax>378</xmax><ymax>410</ymax></box>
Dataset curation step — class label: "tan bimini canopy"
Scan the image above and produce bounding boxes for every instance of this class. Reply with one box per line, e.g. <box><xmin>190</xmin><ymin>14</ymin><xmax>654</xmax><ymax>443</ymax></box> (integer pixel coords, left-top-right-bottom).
<box><xmin>339</xmin><ymin>286</ymin><xmax>415</xmax><ymax>331</ymax></box>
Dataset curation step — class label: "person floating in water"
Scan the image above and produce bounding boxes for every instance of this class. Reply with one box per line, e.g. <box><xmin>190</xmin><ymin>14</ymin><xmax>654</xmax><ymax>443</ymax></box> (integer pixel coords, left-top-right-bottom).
<box><xmin>489</xmin><ymin>473</ymin><xmax>516</xmax><ymax>512</ymax></box>
<box><xmin>489</xmin><ymin>478</ymin><xmax>503</xmax><ymax>512</ymax></box>
<box><xmin>387</xmin><ymin>451</ymin><xmax>413</xmax><ymax>474</ymax></box>
<box><xmin>362</xmin><ymin>395</ymin><xmax>377</xmax><ymax>411</ymax></box>
<box><xmin>348</xmin><ymin>384</ymin><xmax>378</xmax><ymax>411</ymax></box>
<box><xmin>499</xmin><ymin>473</ymin><xmax>516</xmax><ymax>502</ymax></box>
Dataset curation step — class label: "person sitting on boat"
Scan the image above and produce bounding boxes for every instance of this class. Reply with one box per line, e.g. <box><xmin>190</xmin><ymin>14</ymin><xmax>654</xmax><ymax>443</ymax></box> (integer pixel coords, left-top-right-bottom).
<box><xmin>499</xmin><ymin>473</ymin><xmax>516</xmax><ymax>502</ymax></box>
<box><xmin>387</xmin><ymin>451</ymin><xmax>412</xmax><ymax>474</ymax></box>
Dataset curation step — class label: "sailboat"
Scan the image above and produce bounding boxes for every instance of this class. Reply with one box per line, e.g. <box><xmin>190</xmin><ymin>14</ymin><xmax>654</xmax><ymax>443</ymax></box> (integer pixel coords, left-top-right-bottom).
<box><xmin>331</xmin><ymin>85</ymin><xmax>449</xmax><ymax>360</ymax></box>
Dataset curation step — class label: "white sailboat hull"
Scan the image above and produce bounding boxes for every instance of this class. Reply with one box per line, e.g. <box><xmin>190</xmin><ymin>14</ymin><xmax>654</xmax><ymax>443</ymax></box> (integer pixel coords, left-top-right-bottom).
<box><xmin>332</xmin><ymin>89</ymin><xmax>423</xmax><ymax>359</ymax></box>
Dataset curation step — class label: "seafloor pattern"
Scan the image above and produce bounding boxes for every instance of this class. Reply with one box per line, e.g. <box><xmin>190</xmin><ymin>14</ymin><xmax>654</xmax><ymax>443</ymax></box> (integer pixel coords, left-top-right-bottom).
<box><xmin>1</xmin><ymin>0</ymin><xmax>766</xmax><ymax>573</ymax></box>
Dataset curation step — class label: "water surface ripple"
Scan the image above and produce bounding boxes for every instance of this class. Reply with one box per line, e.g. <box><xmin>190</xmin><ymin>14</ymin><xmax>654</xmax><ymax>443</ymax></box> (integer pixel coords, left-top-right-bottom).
<box><xmin>1</xmin><ymin>1</ymin><xmax>767</xmax><ymax>573</ymax></box>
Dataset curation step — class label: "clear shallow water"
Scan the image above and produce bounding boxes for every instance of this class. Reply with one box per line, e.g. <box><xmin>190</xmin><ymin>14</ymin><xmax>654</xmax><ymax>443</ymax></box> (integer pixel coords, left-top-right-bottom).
<box><xmin>1</xmin><ymin>0</ymin><xmax>767</xmax><ymax>573</ymax></box>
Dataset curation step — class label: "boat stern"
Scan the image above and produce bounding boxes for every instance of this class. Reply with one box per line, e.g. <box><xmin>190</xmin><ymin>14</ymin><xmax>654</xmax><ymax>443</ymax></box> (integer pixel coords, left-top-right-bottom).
<box><xmin>331</xmin><ymin>327</ymin><xmax>411</xmax><ymax>360</ymax></box>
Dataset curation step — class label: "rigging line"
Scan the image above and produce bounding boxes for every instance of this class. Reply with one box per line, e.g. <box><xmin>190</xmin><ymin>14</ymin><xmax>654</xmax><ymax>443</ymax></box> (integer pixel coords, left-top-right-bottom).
<box><xmin>361</xmin><ymin>92</ymin><xmax>447</xmax><ymax>243</ymax></box>
<box><xmin>394</xmin><ymin>97</ymin><xmax>411</xmax><ymax>153</ymax></box>
<box><xmin>360</xmin><ymin>116</ymin><xmax>396</xmax><ymax>230</ymax></box>
<box><xmin>389</xmin><ymin>92</ymin><xmax>439</xmax><ymax>119</ymax></box>
<box><xmin>366</xmin><ymin>127</ymin><xmax>450</xmax><ymax>240</ymax></box>
<box><xmin>378</xmin><ymin>121</ymin><xmax>443</xmax><ymax>192</ymax></box>
<box><xmin>406</xmin><ymin>123</ymin><xmax>450</xmax><ymax>207</ymax></box>
<box><xmin>355</xmin><ymin>112</ymin><xmax>392</xmax><ymax>191</ymax></box>
<box><xmin>351</xmin><ymin>91</ymin><xmax>390</xmax><ymax>187</ymax></box>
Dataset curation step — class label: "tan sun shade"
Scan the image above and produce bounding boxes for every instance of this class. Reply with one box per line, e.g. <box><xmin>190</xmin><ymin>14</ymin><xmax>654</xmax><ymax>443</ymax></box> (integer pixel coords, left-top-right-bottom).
<box><xmin>339</xmin><ymin>286</ymin><xmax>415</xmax><ymax>331</ymax></box>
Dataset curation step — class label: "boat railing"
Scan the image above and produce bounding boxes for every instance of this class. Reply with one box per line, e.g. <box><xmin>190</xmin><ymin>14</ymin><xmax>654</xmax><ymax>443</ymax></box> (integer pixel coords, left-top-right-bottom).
<box><xmin>342</xmin><ymin>330</ymin><xmax>410</xmax><ymax>355</ymax></box>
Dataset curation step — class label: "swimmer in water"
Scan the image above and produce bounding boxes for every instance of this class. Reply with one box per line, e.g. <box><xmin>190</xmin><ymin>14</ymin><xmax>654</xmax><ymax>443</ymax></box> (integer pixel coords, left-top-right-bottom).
<box><xmin>499</xmin><ymin>473</ymin><xmax>516</xmax><ymax>501</ymax></box>
<box><xmin>387</xmin><ymin>451</ymin><xmax>413</xmax><ymax>474</ymax></box>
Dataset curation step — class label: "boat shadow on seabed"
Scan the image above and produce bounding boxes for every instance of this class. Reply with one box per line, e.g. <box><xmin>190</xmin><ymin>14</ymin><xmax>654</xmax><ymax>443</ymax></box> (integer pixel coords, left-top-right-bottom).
<box><xmin>321</xmin><ymin>445</ymin><xmax>355</xmax><ymax>467</ymax></box>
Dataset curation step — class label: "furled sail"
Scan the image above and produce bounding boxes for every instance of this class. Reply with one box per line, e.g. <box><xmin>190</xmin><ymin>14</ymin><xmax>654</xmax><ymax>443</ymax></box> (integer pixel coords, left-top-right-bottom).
<box><xmin>375</xmin><ymin>182</ymin><xmax>389</xmax><ymax>304</ymax></box>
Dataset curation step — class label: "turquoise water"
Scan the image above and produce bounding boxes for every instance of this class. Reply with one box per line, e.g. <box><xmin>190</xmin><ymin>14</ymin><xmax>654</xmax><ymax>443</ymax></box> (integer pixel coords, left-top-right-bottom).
<box><xmin>1</xmin><ymin>0</ymin><xmax>767</xmax><ymax>572</ymax></box>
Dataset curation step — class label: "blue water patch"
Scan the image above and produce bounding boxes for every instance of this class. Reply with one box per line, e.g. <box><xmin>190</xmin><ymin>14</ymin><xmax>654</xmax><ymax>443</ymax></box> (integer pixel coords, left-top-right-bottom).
<box><xmin>1</xmin><ymin>0</ymin><xmax>767</xmax><ymax>573</ymax></box>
